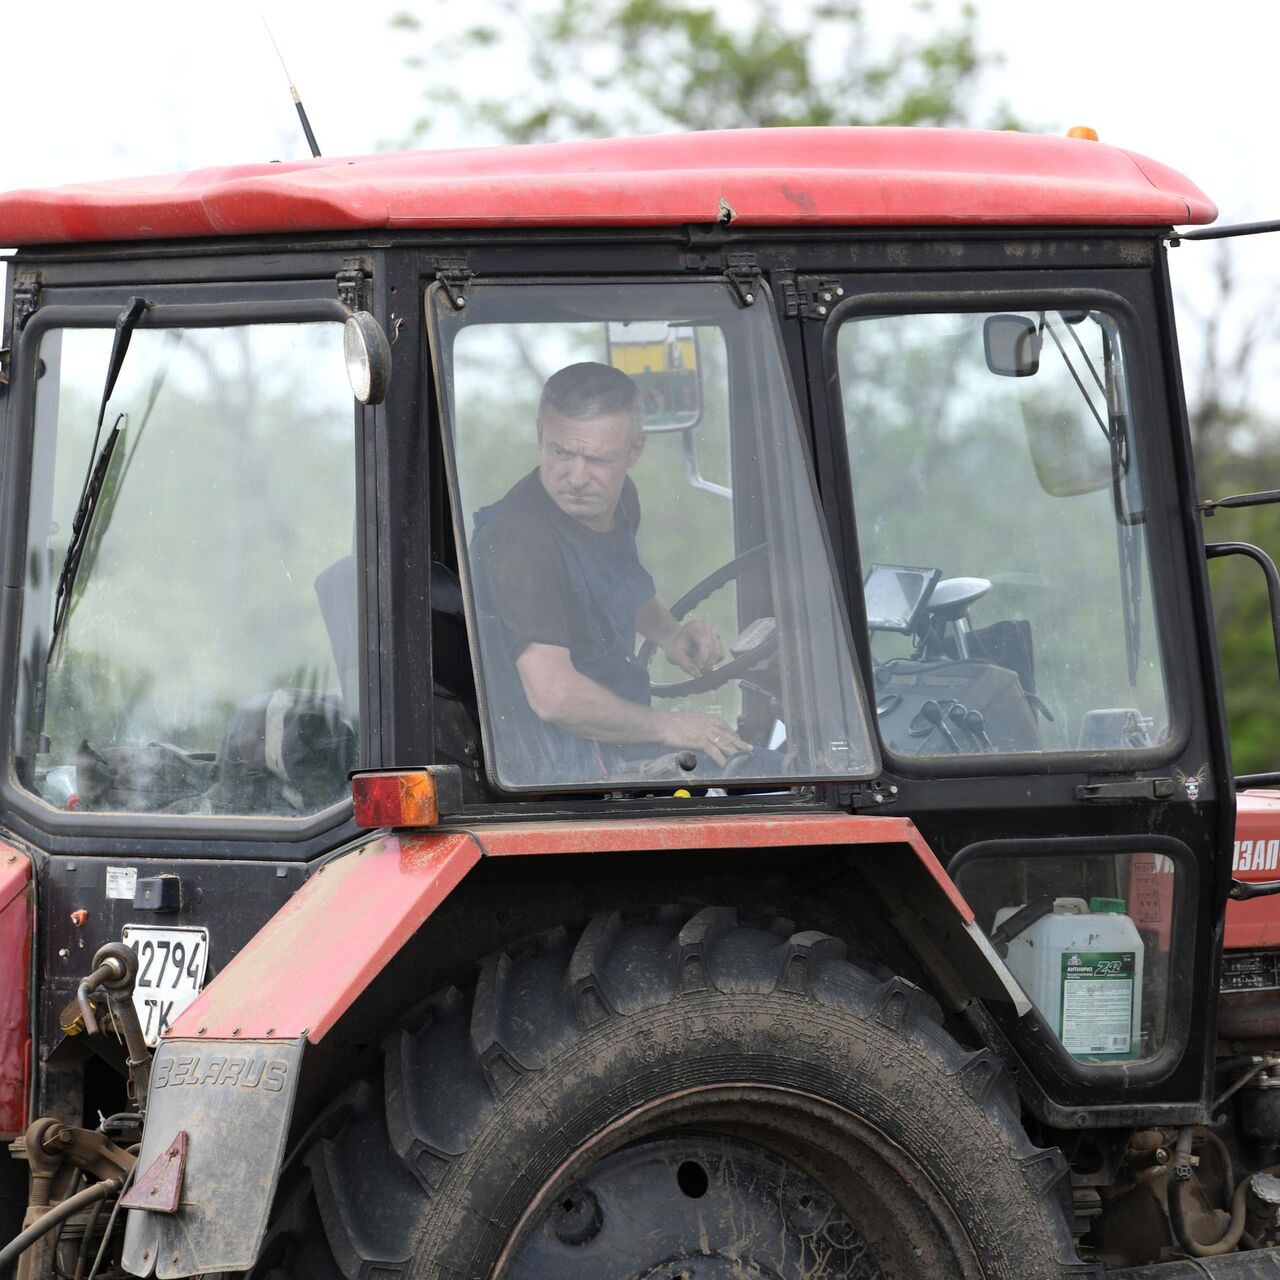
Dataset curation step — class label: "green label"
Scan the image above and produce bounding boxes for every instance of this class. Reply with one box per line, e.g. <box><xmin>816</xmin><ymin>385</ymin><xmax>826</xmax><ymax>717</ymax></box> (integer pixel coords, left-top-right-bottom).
<box><xmin>1060</xmin><ymin>951</ymin><xmax>1135</xmax><ymax>1057</ymax></box>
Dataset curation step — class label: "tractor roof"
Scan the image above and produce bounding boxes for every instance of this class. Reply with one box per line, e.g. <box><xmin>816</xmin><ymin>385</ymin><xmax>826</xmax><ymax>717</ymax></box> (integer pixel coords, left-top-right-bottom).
<box><xmin>0</xmin><ymin>127</ymin><xmax>1216</xmax><ymax>248</ymax></box>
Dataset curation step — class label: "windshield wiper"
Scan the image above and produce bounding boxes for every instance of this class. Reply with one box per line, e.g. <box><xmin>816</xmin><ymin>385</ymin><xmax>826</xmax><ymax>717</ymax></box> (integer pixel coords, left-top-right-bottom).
<box><xmin>46</xmin><ymin>296</ymin><xmax>147</xmax><ymax>661</ymax></box>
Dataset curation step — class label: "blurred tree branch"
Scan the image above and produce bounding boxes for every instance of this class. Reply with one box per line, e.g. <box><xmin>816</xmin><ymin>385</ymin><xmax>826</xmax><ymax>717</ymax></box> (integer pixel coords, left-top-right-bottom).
<box><xmin>391</xmin><ymin>0</ymin><xmax>1019</xmax><ymax>146</ymax></box>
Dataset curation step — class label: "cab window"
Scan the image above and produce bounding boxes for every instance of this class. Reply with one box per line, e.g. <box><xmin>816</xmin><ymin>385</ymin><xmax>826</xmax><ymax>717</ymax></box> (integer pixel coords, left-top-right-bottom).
<box><xmin>838</xmin><ymin>308</ymin><xmax>1172</xmax><ymax>762</ymax></box>
<box><xmin>431</xmin><ymin>279</ymin><xmax>876</xmax><ymax>793</ymax></box>
<box><xmin>14</xmin><ymin>322</ymin><xmax>358</xmax><ymax>817</ymax></box>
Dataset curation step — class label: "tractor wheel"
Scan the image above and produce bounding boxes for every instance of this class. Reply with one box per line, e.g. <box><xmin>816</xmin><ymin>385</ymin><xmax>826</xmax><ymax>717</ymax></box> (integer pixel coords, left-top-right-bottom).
<box><xmin>259</xmin><ymin>907</ymin><xmax>1094</xmax><ymax>1280</ymax></box>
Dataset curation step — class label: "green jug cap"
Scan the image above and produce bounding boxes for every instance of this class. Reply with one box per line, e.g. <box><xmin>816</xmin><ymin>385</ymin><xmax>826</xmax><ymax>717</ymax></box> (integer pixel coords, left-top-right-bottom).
<box><xmin>1089</xmin><ymin>896</ymin><xmax>1126</xmax><ymax>914</ymax></box>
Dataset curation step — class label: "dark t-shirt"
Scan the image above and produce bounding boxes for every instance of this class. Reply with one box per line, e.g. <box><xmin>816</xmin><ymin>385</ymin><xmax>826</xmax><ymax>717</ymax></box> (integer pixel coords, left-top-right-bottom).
<box><xmin>469</xmin><ymin>469</ymin><xmax>657</xmax><ymax>782</ymax></box>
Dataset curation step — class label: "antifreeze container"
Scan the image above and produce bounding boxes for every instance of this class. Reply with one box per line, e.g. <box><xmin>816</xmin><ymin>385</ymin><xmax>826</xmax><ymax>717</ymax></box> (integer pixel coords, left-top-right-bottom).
<box><xmin>994</xmin><ymin>897</ymin><xmax>1144</xmax><ymax>1061</ymax></box>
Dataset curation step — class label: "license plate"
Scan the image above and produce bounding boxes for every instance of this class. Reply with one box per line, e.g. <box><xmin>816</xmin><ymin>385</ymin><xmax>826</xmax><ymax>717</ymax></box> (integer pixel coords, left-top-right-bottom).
<box><xmin>122</xmin><ymin>925</ymin><xmax>209</xmax><ymax>1046</ymax></box>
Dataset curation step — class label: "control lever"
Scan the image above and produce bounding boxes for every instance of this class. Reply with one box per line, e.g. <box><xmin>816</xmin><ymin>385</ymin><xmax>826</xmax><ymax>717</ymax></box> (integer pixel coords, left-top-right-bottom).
<box><xmin>920</xmin><ymin>700</ymin><xmax>962</xmax><ymax>752</ymax></box>
<box><xmin>948</xmin><ymin>702</ymin><xmax>985</xmax><ymax>752</ymax></box>
<box><xmin>964</xmin><ymin>708</ymin><xmax>995</xmax><ymax>752</ymax></box>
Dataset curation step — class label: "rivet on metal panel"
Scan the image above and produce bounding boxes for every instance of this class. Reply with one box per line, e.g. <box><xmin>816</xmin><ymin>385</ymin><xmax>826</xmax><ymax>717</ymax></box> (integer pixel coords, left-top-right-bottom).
<box><xmin>6</xmin><ymin>855</ymin><xmax>15</xmax><ymax>864</ymax></box>
<box><xmin>266</xmin><ymin>1027</ymin><xmax>275</xmax><ymax>1036</ymax></box>
<box><xmin>197</xmin><ymin>1027</ymin><xmax>207</xmax><ymax>1035</ymax></box>
<box><xmin>231</xmin><ymin>1027</ymin><xmax>241</xmax><ymax>1037</ymax></box>
<box><xmin>300</xmin><ymin>1027</ymin><xmax>310</xmax><ymax>1037</ymax></box>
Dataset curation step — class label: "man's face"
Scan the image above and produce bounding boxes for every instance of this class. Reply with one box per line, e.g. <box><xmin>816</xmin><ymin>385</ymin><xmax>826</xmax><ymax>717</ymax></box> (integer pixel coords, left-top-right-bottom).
<box><xmin>537</xmin><ymin>406</ymin><xmax>645</xmax><ymax>532</ymax></box>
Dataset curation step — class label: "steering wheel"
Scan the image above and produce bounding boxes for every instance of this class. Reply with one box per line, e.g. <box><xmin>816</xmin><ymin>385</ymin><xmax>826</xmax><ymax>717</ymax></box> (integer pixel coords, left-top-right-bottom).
<box><xmin>638</xmin><ymin>543</ymin><xmax>778</xmax><ymax>698</ymax></box>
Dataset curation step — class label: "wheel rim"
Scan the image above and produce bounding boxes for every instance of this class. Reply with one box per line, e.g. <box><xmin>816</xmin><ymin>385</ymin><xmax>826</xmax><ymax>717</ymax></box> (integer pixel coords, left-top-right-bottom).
<box><xmin>497</xmin><ymin>1085</ymin><xmax>985</xmax><ymax>1279</ymax></box>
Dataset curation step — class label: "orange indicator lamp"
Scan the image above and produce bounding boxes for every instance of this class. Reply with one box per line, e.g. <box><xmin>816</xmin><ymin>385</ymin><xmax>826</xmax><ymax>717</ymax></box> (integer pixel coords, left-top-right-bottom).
<box><xmin>351</xmin><ymin>766</ymin><xmax>464</xmax><ymax>829</ymax></box>
<box><xmin>1067</xmin><ymin>126</ymin><xmax>1099</xmax><ymax>141</ymax></box>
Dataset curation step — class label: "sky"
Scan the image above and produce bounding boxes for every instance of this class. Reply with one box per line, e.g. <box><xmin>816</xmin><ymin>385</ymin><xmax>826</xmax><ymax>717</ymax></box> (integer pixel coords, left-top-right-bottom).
<box><xmin>1</xmin><ymin>0</ymin><xmax>1277</xmax><ymax>402</ymax></box>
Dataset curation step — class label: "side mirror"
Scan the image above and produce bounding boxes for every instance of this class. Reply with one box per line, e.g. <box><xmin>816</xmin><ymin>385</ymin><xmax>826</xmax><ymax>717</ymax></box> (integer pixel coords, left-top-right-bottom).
<box><xmin>606</xmin><ymin>321</ymin><xmax>702</xmax><ymax>432</ymax></box>
<box><xmin>1023</xmin><ymin>406</ymin><xmax>1115</xmax><ymax>497</ymax></box>
<box><xmin>984</xmin><ymin>314</ymin><xmax>1041</xmax><ymax>378</ymax></box>
<box><xmin>344</xmin><ymin>312</ymin><xmax>392</xmax><ymax>405</ymax></box>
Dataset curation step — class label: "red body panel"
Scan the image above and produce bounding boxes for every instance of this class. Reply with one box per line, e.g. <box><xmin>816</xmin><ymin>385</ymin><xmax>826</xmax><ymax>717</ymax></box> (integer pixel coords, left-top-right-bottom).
<box><xmin>171</xmin><ymin>814</ymin><xmax>982</xmax><ymax>1042</ymax></box>
<box><xmin>172</xmin><ymin>832</ymin><xmax>482</xmax><ymax>1042</ymax></box>
<box><xmin>0</xmin><ymin>128</ymin><xmax>1215</xmax><ymax>248</ymax></box>
<box><xmin>473</xmin><ymin>813</ymin><xmax>974</xmax><ymax>922</ymax></box>
<box><xmin>1228</xmin><ymin>790</ymin><xmax>1280</xmax><ymax>949</ymax></box>
<box><xmin>0</xmin><ymin>846</ymin><xmax>32</xmax><ymax>1138</ymax></box>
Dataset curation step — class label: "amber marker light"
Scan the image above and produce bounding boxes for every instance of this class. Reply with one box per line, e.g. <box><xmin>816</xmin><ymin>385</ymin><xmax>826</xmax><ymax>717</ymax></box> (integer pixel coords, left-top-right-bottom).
<box><xmin>351</xmin><ymin>766</ymin><xmax>464</xmax><ymax>829</ymax></box>
<box><xmin>1067</xmin><ymin>126</ymin><xmax>1099</xmax><ymax>141</ymax></box>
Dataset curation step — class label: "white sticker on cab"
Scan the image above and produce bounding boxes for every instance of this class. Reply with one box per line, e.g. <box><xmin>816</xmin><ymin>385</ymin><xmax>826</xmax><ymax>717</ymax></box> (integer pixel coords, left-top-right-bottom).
<box><xmin>105</xmin><ymin>866</ymin><xmax>138</xmax><ymax>901</ymax></box>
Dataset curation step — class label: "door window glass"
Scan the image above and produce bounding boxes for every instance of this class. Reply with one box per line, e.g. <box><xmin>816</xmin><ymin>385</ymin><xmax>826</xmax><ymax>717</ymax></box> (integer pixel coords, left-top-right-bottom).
<box><xmin>432</xmin><ymin>280</ymin><xmax>876</xmax><ymax>792</ymax></box>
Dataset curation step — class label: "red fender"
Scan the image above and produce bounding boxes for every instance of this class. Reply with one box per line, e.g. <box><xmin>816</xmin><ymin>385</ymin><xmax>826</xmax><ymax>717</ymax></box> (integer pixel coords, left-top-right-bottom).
<box><xmin>171</xmin><ymin>813</ymin><xmax>1027</xmax><ymax>1044</ymax></box>
<box><xmin>0</xmin><ymin>845</ymin><xmax>33</xmax><ymax>1138</ymax></box>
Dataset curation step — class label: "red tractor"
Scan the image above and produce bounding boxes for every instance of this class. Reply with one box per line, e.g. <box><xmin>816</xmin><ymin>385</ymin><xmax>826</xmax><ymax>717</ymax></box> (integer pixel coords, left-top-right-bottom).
<box><xmin>0</xmin><ymin>125</ymin><xmax>1278</xmax><ymax>1277</ymax></box>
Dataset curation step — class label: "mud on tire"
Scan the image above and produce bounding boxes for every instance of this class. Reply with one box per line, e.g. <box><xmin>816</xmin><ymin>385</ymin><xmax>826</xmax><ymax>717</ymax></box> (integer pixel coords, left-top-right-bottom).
<box><xmin>257</xmin><ymin>907</ymin><xmax>1096</xmax><ymax>1279</ymax></box>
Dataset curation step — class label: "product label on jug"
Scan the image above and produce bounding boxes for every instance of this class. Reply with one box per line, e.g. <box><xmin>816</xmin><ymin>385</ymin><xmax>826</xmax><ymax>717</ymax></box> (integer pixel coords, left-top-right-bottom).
<box><xmin>1060</xmin><ymin>951</ymin><xmax>1135</xmax><ymax>1056</ymax></box>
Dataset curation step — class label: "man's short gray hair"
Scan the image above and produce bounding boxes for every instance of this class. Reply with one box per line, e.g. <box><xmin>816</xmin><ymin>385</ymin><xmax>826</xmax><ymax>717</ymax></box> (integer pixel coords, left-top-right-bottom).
<box><xmin>537</xmin><ymin>362</ymin><xmax>643</xmax><ymax>439</ymax></box>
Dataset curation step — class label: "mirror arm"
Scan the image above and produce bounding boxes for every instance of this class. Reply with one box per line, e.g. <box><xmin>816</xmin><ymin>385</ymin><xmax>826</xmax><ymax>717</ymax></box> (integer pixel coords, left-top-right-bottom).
<box><xmin>1171</xmin><ymin>218</ymin><xmax>1280</xmax><ymax>244</ymax></box>
<box><xmin>1206</xmin><ymin>542</ymin><xmax>1280</xmax><ymax>685</ymax></box>
<box><xmin>1199</xmin><ymin>489</ymin><xmax>1280</xmax><ymax>516</ymax></box>
<box><xmin>681</xmin><ymin>430</ymin><xmax>732</xmax><ymax>501</ymax></box>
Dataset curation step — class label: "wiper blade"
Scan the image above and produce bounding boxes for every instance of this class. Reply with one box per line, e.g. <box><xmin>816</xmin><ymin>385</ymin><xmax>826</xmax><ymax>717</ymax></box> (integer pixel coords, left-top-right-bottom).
<box><xmin>47</xmin><ymin>415</ymin><xmax>124</xmax><ymax>661</ymax></box>
<box><xmin>45</xmin><ymin>295</ymin><xmax>148</xmax><ymax>661</ymax></box>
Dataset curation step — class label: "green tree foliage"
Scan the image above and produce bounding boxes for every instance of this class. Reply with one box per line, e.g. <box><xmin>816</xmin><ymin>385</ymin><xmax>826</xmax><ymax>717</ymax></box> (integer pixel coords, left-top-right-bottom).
<box><xmin>392</xmin><ymin>0</ymin><xmax>1016</xmax><ymax>145</ymax></box>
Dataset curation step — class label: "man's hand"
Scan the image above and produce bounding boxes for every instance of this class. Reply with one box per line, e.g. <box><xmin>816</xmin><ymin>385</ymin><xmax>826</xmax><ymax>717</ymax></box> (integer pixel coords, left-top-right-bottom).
<box><xmin>662</xmin><ymin>618</ymin><xmax>727</xmax><ymax>677</ymax></box>
<box><xmin>659</xmin><ymin>710</ymin><xmax>750</xmax><ymax>766</ymax></box>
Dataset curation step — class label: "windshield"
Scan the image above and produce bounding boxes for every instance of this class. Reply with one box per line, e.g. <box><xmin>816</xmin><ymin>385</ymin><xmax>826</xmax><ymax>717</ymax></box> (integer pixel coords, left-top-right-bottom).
<box><xmin>838</xmin><ymin>307</ymin><xmax>1172</xmax><ymax>761</ymax></box>
<box><xmin>431</xmin><ymin>279</ymin><xmax>876</xmax><ymax>793</ymax></box>
<box><xmin>14</xmin><ymin>322</ymin><xmax>359</xmax><ymax>818</ymax></box>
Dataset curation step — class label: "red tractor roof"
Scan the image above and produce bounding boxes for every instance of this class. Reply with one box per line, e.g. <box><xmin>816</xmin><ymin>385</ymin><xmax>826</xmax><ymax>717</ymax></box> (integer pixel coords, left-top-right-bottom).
<box><xmin>0</xmin><ymin>127</ymin><xmax>1216</xmax><ymax>247</ymax></box>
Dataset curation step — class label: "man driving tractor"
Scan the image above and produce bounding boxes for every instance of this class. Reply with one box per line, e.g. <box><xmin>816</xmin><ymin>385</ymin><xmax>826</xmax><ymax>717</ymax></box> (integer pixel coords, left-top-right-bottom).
<box><xmin>470</xmin><ymin>361</ymin><xmax>749</xmax><ymax>780</ymax></box>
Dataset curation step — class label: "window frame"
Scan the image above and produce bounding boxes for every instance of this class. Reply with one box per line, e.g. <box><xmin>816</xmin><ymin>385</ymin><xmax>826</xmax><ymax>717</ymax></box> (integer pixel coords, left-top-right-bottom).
<box><xmin>425</xmin><ymin>274</ymin><xmax>880</xmax><ymax>796</ymax></box>
<box><xmin>0</xmin><ymin>294</ymin><xmax>371</xmax><ymax>844</ymax></box>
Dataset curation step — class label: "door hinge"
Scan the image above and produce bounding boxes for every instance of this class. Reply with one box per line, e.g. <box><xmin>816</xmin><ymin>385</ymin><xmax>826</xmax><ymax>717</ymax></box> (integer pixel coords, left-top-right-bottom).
<box><xmin>723</xmin><ymin>252</ymin><xmax>760</xmax><ymax>307</ymax></box>
<box><xmin>1076</xmin><ymin>777</ymin><xmax>1175</xmax><ymax>802</ymax></box>
<box><xmin>14</xmin><ymin>275</ymin><xmax>42</xmax><ymax>327</ymax></box>
<box><xmin>433</xmin><ymin>256</ymin><xmax>474</xmax><ymax>311</ymax></box>
<box><xmin>780</xmin><ymin>274</ymin><xmax>845</xmax><ymax>320</ymax></box>
<box><xmin>0</xmin><ymin>273</ymin><xmax>42</xmax><ymax>387</ymax></box>
<box><xmin>335</xmin><ymin>259</ymin><xmax>372</xmax><ymax>311</ymax></box>
<box><xmin>838</xmin><ymin>779</ymin><xmax>900</xmax><ymax>811</ymax></box>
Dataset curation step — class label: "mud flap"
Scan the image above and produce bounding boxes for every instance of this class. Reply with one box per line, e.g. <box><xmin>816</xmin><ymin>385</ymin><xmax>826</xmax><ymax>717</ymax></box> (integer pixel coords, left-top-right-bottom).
<box><xmin>121</xmin><ymin>1037</ymin><xmax>303</xmax><ymax>1278</ymax></box>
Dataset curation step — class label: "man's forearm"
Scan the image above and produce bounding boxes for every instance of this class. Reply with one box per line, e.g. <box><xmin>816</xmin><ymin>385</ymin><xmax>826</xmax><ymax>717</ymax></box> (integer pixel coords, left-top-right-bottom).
<box><xmin>518</xmin><ymin>647</ymin><xmax>668</xmax><ymax>744</ymax></box>
<box><xmin>635</xmin><ymin>595</ymin><xmax>681</xmax><ymax>649</ymax></box>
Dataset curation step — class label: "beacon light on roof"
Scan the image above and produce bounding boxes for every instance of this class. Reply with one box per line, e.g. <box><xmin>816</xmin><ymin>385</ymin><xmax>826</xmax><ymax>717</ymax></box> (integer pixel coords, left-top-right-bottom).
<box><xmin>351</xmin><ymin>766</ymin><xmax>464</xmax><ymax>829</ymax></box>
<box><xmin>1067</xmin><ymin>126</ymin><xmax>1100</xmax><ymax>142</ymax></box>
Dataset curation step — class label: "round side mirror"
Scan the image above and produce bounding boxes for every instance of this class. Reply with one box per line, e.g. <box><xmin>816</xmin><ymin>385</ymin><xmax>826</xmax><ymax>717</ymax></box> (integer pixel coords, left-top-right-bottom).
<box><xmin>344</xmin><ymin>312</ymin><xmax>392</xmax><ymax>405</ymax></box>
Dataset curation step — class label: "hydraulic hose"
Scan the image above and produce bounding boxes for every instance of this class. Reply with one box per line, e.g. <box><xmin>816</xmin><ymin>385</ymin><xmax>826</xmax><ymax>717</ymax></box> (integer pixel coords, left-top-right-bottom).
<box><xmin>1166</xmin><ymin>1128</ymin><xmax>1280</xmax><ymax>1258</ymax></box>
<box><xmin>0</xmin><ymin>1179</ymin><xmax>121</xmax><ymax>1272</ymax></box>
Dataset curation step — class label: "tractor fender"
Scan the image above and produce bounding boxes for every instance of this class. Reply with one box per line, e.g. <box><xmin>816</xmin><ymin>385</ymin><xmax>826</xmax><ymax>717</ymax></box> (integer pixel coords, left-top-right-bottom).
<box><xmin>0</xmin><ymin>843</ymin><xmax>33</xmax><ymax>1141</ymax></box>
<box><xmin>122</xmin><ymin>814</ymin><xmax>1027</xmax><ymax>1279</ymax></box>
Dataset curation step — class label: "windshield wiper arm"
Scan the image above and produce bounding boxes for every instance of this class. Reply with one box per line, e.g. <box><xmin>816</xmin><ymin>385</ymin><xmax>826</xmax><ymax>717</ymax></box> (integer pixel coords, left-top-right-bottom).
<box><xmin>46</xmin><ymin>296</ymin><xmax>147</xmax><ymax>661</ymax></box>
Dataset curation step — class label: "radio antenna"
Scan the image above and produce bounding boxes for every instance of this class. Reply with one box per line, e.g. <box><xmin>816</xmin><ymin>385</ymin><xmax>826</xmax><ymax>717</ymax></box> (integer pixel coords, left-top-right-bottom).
<box><xmin>261</xmin><ymin>16</ymin><xmax>322</xmax><ymax>158</ymax></box>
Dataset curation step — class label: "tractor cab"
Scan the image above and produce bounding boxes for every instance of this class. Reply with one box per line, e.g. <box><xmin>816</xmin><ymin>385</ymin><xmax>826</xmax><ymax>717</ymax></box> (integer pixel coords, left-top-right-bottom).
<box><xmin>0</xmin><ymin>129</ymin><xmax>1272</xmax><ymax>1277</ymax></box>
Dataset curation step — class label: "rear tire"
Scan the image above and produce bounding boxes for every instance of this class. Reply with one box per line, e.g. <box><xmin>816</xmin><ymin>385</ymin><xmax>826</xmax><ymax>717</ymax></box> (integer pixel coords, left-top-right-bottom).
<box><xmin>259</xmin><ymin>907</ymin><xmax>1095</xmax><ymax>1279</ymax></box>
